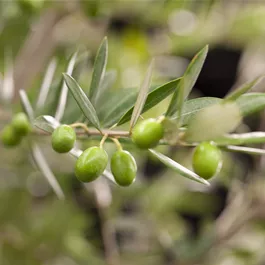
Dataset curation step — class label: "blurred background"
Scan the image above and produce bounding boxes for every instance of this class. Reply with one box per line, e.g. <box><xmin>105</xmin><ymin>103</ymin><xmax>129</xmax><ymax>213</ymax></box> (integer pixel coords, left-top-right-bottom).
<box><xmin>2</xmin><ymin>1</ymin><xmax>265</xmax><ymax>265</ymax></box>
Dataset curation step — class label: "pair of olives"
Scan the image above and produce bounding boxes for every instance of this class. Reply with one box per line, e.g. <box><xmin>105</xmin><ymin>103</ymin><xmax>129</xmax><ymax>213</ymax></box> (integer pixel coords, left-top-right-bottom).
<box><xmin>51</xmin><ymin>125</ymin><xmax>137</xmax><ymax>186</ymax></box>
<box><xmin>1</xmin><ymin>112</ymin><xmax>31</xmax><ymax>147</ymax></box>
<box><xmin>75</xmin><ymin>147</ymin><xmax>137</xmax><ymax>186</ymax></box>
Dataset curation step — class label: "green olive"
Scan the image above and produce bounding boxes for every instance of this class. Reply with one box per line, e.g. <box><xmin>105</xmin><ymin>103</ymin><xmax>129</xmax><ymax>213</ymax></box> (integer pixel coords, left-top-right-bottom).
<box><xmin>51</xmin><ymin>125</ymin><xmax>76</xmax><ymax>153</ymax></box>
<box><xmin>75</xmin><ymin>147</ymin><xmax>108</xmax><ymax>182</ymax></box>
<box><xmin>111</xmin><ymin>150</ymin><xmax>137</xmax><ymax>186</ymax></box>
<box><xmin>11</xmin><ymin>112</ymin><xmax>31</xmax><ymax>136</ymax></box>
<box><xmin>132</xmin><ymin>118</ymin><xmax>164</xmax><ymax>149</ymax></box>
<box><xmin>192</xmin><ymin>142</ymin><xmax>222</xmax><ymax>180</ymax></box>
<box><xmin>1</xmin><ymin>125</ymin><xmax>21</xmax><ymax>147</ymax></box>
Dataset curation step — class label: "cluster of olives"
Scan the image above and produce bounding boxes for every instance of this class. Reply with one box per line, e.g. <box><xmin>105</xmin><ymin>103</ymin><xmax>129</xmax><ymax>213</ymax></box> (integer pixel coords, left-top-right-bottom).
<box><xmin>51</xmin><ymin>124</ymin><xmax>137</xmax><ymax>186</ymax></box>
<box><xmin>1</xmin><ymin>112</ymin><xmax>31</xmax><ymax>147</ymax></box>
<box><xmin>51</xmin><ymin>118</ymin><xmax>223</xmax><ymax>185</ymax></box>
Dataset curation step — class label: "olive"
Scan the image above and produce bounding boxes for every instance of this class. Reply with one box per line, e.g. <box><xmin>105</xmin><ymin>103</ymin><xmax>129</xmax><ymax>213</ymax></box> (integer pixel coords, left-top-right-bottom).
<box><xmin>75</xmin><ymin>147</ymin><xmax>108</xmax><ymax>182</ymax></box>
<box><xmin>132</xmin><ymin>118</ymin><xmax>164</xmax><ymax>149</ymax></box>
<box><xmin>11</xmin><ymin>112</ymin><xmax>31</xmax><ymax>136</ymax></box>
<box><xmin>192</xmin><ymin>142</ymin><xmax>222</xmax><ymax>179</ymax></box>
<box><xmin>51</xmin><ymin>125</ymin><xmax>76</xmax><ymax>153</ymax></box>
<box><xmin>111</xmin><ymin>150</ymin><xmax>137</xmax><ymax>186</ymax></box>
<box><xmin>1</xmin><ymin>125</ymin><xmax>21</xmax><ymax>147</ymax></box>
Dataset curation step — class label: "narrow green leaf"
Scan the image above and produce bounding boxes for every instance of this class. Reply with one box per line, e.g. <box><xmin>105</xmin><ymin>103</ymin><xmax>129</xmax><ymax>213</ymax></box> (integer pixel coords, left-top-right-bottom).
<box><xmin>185</xmin><ymin>102</ymin><xmax>242</xmax><ymax>142</ymax></box>
<box><xmin>222</xmin><ymin>145</ymin><xmax>265</xmax><ymax>155</ymax></box>
<box><xmin>236</xmin><ymin>93</ymin><xmax>265</xmax><ymax>116</ymax></box>
<box><xmin>34</xmin><ymin>115</ymin><xmax>60</xmax><ymax>133</ymax></box>
<box><xmin>166</xmin><ymin>45</ymin><xmax>208</xmax><ymax>118</ymax></box>
<box><xmin>89</xmin><ymin>37</ymin><xmax>108</xmax><ymax>104</ymax></box>
<box><xmin>31</xmin><ymin>143</ymin><xmax>65</xmax><ymax>200</ymax></box>
<box><xmin>178</xmin><ymin>97</ymin><xmax>221</xmax><ymax>125</ymax></box>
<box><xmin>55</xmin><ymin>51</ymin><xmax>78</xmax><ymax>121</ymax></box>
<box><xmin>149</xmin><ymin>149</ymin><xmax>210</xmax><ymax>186</ymax></box>
<box><xmin>130</xmin><ymin>60</ymin><xmax>154</xmax><ymax>130</ymax></box>
<box><xmin>63</xmin><ymin>73</ymin><xmax>101</xmax><ymax>131</ymax></box>
<box><xmin>214</xmin><ymin>132</ymin><xmax>265</xmax><ymax>146</ymax></box>
<box><xmin>19</xmin><ymin>90</ymin><xmax>34</xmax><ymax>122</ymax></box>
<box><xmin>225</xmin><ymin>75</ymin><xmax>264</xmax><ymax>101</ymax></box>
<box><xmin>118</xmin><ymin>78</ymin><xmax>181</xmax><ymax>126</ymax></box>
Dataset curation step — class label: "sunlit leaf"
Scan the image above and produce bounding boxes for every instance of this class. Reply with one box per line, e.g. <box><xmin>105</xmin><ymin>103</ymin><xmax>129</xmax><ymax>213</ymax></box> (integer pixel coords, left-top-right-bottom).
<box><xmin>63</xmin><ymin>73</ymin><xmax>101</xmax><ymax>131</ymax></box>
<box><xmin>185</xmin><ymin>102</ymin><xmax>242</xmax><ymax>142</ymax></box>
<box><xmin>130</xmin><ymin>59</ymin><xmax>154</xmax><ymax>130</ymax></box>
<box><xmin>166</xmin><ymin>45</ymin><xmax>208</xmax><ymax>119</ymax></box>
<box><xmin>161</xmin><ymin>117</ymin><xmax>179</xmax><ymax>145</ymax></box>
<box><xmin>149</xmin><ymin>149</ymin><xmax>210</xmax><ymax>186</ymax></box>
<box><xmin>89</xmin><ymin>37</ymin><xmax>108</xmax><ymax>104</ymax></box>
<box><xmin>225</xmin><ymin>76</ymin><xmax>264</xmax><ymax>101</ymax></box>
<box><xmin>118</xmin><ymin>78</ymin><xmax>181</xmax><ymax>126</ymax></box>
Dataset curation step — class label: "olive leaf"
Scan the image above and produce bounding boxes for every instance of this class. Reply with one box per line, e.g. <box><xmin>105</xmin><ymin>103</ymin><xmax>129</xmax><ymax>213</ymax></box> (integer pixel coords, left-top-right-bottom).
<box><xmin>34</xmin><ymin>115</ymin><xmax>60</xmax><ymax>133</ymax></box>
<box><xmin>222</xmin><ymin>145</ymin><xmax>265</xmax><ymax>155</ymax></box>
<box><xmin>179</xmin><ymin>97</ymin><xmax>222</xmax><ymax>125</ymax></box>
<box><xmin>236</xmin><ymin>93</ymin><xmax>265</xmax><ymax>116</ymax></box>
<box><xmin>130</xmin><ymin>59</ymin><xmax>154</xmax><ymax>130</ymax></box>
<box><xmin>63</xmin><ymin>73</ymin><xmax>101</xmax><ymax>132</ymax></box>
<box><xmin>55</xmin><ymin>51</ymin><xmax>78</xmax><ymax>121</ymax></box>
<box><xmin>19</xmin><ymin>89</ymin><xmax>34</xmax><ymax>122</ymax></box>
<box><xmin>118</xmin><ymin>78</ymin><xmax>181</xmax><ymax>126</ymax></box>
<box><xmin>185</xmin><ymin>102</ymin><xmax>242</xmax><ymax>142</ymax></box>
<box><xmin>89</xmin><ymin>37</ymin><xmax>108</xmax><ymax>104</ymax></box>
<box><xmin>149</xmin><ymin>149</ymin><xmax>210</xmax><ymax>186</ymax></box>
<box><xmin>225</xmin><ymin>75</ymin><xmax>264</xmax><ymax>101</ymax></box>
<box><xmin>214</xmin><ymin>132</ymin><xmax>265</xmax><ymax>146</ymax></box>
<box><xmin>166</xmin><ymin>45</ymin><xmax>208</xmax><ymax>119</ymax></box>
<box><xmin>36</xmin><ymin>58</ymin><xmax>57</xmax><ymax>110</ymax></box>
<box><xmin>31</xmin><ymin>143</ymin><xmax>65</xmax><ymax>200</ymax></box>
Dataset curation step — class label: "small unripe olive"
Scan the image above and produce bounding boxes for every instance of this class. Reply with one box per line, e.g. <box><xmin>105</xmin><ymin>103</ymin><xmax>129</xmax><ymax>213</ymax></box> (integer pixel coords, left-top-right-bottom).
<box><xmin>51</xmin><ymin>125</ymin><xmax>76</xmax><ymax>153</ymax></box>
<box><xmin>1</xmin><ymin>125</ymin><xmax>21</xmax><ymax>147</ymax></box>
<box><xmin>192</xmin><ymin>142</ymin><xmax>222</xmax><ymax>180</ymax></box>
<box><xmin>111</xmin><ymin>150</ymin><xmax>137</xmax><ymax>186</ymax></box>
<box><xmin>75</xmin><ymin>147</ymin><xmax>108</xmax><ymax>182</ymax></box>
<box><xmin>132</xmin><ymin>118</ymin><xmax>164</xmax><ymax>149</ymax></box>
<box><xmin>11</xmin><ymin>112</ymin><xmax>31</xmax><ymax>136</ymax></box>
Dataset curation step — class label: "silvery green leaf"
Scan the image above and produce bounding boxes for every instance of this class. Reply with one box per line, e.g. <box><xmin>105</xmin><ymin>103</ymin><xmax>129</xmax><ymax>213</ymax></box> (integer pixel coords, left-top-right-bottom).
<box><xmin>214</xmin><ymin>132</ymin><xmax>265</xmax><ymax>146</ymax></box>
<box><xmin>222</xmin><ymin>145</ymin><xmax>265</xmax><ymax>155</ymax></box>
<box><xmin>178</xmin><ymin>97</ymin><xmax>222</xmax><ymax>125</ymax></box>
<box><xmin>225</xmin><ymin>75</ymin><xmax>264</xmax><ymax>101</ymax></box>
<box><xmin>31</xmin><ymin>143</ymin><xmax>65</xmax><ymax>200</ymax></box>
<box><xmin>55</xmin><ymin>51</ymin><xmax>77</xmax><ymax>121</ymax></box>
<box><xmin>34</xmin><ymin>115</ymin><xmax>60</xmax><ymax>133</ymax></box>
<box><xmin>19</xmin><ymin>89</ymin><xmax>34</xmax><ymax>121</ymax></box>
<box><xmin>149</xmin><ymin>149</ymin><xmax>210</xmax><ymax>186</ymax></box>
<box><xmin>63</xmin><ymin>73</ymin><xmax>101</xmax><ymax>131</ymax></box>
<box><xmin>166</xmin><ymin>45</ymin><xmax>208</xmax><ymax>119</ymax></box>
<box><xmin>161</xmin><ymin>117</ymin><xmax>179</xmax><ymax>145</ymax></box>
<box><xmin>89</xmin><ymin>37</ymin><xmax>108</xmax><ymax>104</ymax></box>
<box><xmin>236</xmin><ymin>93</ymin><xmax>265</xmax><ymax>116</ymax></box>
<box><xmin>130</xmin><ymin>59</ymin><xmax>154</xmax><ymax>130</ymax></box>
<box><xmin>185</xmin><ymin>102</ymin><xmax>242</xmax><ymax>142</ymax></box>
<box><xmin>36</xmin><ymin>58</ymin><xmax>57</xmax><ymax>109</ymax></box>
